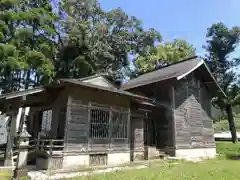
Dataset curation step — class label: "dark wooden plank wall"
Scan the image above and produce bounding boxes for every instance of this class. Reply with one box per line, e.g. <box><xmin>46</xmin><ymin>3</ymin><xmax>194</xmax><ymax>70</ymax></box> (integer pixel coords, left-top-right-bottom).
<box><xmin>66</xmin><ymin>99</ymin><xmax>89</xmax><ymax>152</ymax></box>
<box><xmin>65</xmin><ymin>97</ymin><xmax>130</xmax><ymax>153</ymax></box>
<box><xmin>154</xmin><ymin>89</ymin><xmax>174</xmax><ymax>149</ymax></box>
<box><xmin>174</xmin><ymin>73</ymin><xmax>215</xmax><ymax>149</ymax></box>
<box><xmin>126</xmin><ymin>84</ymin><xmax>175</xmax><ymax>152</ymax></box>
<box><xmin>155</xmin><ymin>107</ymin><xmax>174</xmax><ymax>149</ymax></box>
<box><xmin>130</xmin><ymin>112</ymin><xmax>144</xmax><ymax>152</ymax></box>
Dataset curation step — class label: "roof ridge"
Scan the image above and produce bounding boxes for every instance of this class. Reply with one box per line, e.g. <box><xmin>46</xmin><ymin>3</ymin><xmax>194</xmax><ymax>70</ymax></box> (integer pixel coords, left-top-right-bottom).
<box><xmin>77</xmin><ymin>73</ymin><xmax>109</xmax><ymax>81</ymax></box>
<box><xmin>121</xmin><ymin>56</ymin><xmax>204</xmax><ymax>90</ymax></box>
<box><xmin>135</xmin><ymin>56</ymin><xmax>199</xmax><ymax>78</ymax></box>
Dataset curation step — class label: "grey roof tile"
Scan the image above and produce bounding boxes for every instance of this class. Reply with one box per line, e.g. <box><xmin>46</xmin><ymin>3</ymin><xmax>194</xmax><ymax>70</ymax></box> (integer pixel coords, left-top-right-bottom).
<box><xmin>122</xmin><ymin>56</ymin><xmax>202</xmax><ymax>90</ymax></box>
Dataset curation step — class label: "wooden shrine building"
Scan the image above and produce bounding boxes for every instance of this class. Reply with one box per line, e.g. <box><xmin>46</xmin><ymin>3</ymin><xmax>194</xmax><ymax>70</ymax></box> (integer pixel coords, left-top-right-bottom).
<box><xmin>0</xmin><ymin>56</ymin><xmax>224</xmax><ymax>170</ymax></box>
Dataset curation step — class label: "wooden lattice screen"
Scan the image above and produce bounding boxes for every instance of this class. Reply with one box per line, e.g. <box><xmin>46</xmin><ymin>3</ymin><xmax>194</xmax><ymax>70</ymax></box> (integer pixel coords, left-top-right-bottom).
<box><xmin>66</xmin><ymin>99</ymin><xmax>130</xmax><ymax>153</ymax></box>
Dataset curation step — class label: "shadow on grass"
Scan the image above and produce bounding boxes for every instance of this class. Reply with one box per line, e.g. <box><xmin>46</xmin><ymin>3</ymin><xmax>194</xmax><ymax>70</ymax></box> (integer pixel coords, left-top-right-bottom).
<box><xmin>225</xmin><ymin>154</ymin><xmax>240</xmax><ymax>160</ymax></box>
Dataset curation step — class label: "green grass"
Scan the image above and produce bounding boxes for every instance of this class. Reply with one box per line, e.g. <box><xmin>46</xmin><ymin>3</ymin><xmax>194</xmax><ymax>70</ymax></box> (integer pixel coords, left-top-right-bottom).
<box><xmin>0</xmin><ymin>142</ymin><xmax>238</xmax><ymax>180</ymax></box>
<box><xmin>216</xmin><ymin>141</ymin><xmax>240</xmax><ymax>159</ymax></box>
<box><xmin>0</xmin><ymin>170</ymin><xmax>12</xmax><ymax>180</ymax></box>
<box><xmin>214</xmin><ymin>118</ymin><xmax>240</xmax><ymax>132</ymax></box>
<box><xmin>61</xmin><ymin>142</ymin><xmax>240</xmax><ymax>180</ymax></box>
<box><xmin>0</xmin><ymin>169</ymin><xmax>27</xmax><ymax>180</ymax></box>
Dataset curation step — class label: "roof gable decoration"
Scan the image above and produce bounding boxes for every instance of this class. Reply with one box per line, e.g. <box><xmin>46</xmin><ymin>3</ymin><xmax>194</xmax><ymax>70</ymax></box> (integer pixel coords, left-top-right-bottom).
<box><xmin>176</xmin><ymin>59</ymin><xmax>226</xmax><ymax>97</ymax></box>
<box><xmin>81</xmin><ymin>75</ymin><xmax>116</xmax><ymax>88</ymax></box>
<box><xmin>176</xmin><ymin>60</ymin><xmax>204</xmax><ymax>80</ymax></box>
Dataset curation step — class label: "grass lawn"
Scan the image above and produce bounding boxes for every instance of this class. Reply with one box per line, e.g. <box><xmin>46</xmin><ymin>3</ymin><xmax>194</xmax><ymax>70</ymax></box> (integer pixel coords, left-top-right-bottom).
<box><xmin>61</xmin><ymin>142</ymin><xmax>240</xmax><ymax>180</ymax></box>
<box><xmin>213</xmin><ymin>118</ymin><xmax>240</xmax><ymax>133</ymax></box>
<box><xmin>0</xmin><ymin>142</ymin><xmax>239</xmax><ymax>180</ymax></box>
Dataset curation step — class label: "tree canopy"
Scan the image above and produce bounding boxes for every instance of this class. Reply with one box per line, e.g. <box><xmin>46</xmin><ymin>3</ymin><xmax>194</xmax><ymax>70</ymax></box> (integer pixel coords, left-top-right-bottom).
<box><xmin>0</xmin><ymin>0</ymin><xmax>58</xmax><ymax>93</ymax></box>
<box><xmin>1</xmin><ymin>2</ymin><xmax>240</xmax><ymax>145</ymax></box>
<box><xmin>204</xmin><ymin>22</ymin><xmax>240</xmax><ymax>143</ymax></box>
<box><xmin>0</xmin><ymin>0</ymin><xmax>161</xmax><ymax>92</ymax></box>
<box><xmin>133</xmin><ymin>39</ymin><xmax>196</xmax><ymax>74</ymax></box>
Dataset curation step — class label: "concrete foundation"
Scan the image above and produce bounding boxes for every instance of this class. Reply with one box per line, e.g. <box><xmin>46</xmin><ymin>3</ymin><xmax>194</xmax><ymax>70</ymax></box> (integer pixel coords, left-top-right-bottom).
<box><xmin>108</xmin><ymin>152</ymin><xmax>130</xmax><ymax>165</ymax></box>
<box><xmin>175</xmin><ymin>148</ymin><xmax>216</xmax><ymax>160</ymax></box>
<box><xmin>132</xmin><ymin>151</ymin><xmax>144</xmax><ymax>161</ymax></box>
<box><xmin>148</xmin><ymin>147</ymin><xmax>159</xmax><ymax>159</ymax></box>
<box><xmin>62</xmin><ymin>152</ymin><xmax>131</xmax><ymax>168</ymax></box>
<box><xmin>62</xmin><ymin>154</ymin><xmax>89</xmax><ymax>168</ymax></box>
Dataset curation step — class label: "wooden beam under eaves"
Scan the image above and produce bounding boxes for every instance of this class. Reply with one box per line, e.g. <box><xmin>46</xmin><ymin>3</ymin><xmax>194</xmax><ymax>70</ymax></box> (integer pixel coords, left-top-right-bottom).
<box><xmin>203</xmin><ymin>81</ymin><xmax>215</xmax><ymax>84</ymax></box>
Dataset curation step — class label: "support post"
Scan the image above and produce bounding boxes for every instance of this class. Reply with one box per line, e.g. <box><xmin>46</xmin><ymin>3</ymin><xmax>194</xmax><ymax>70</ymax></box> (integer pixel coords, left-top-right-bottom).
<box><xmin>36</xmin><ymin>133</ymin><xmax>40</xmax><ymax>151</ymax></box>
<box><xmin>171</xmin><ymin>86</ymin><xmax>176</xmax><ymax>151</ymax></box>
<box><xmin>63</xmin><ymin>95</ymin><xmax>72</xmax><ymax>154</ymax></box>
<box><xmin>108</xmin><ymin>106</ymin><xmax>113</xmax><ymax>150</ymax></box>
<box><xmin>12</xmin><ymin>108</ymin><xmax>31</xmax><ymax>179</ymax></box>
<box><xmin>127</xmin><ymin>108</ymin><xmax>131</xmax><ymax>151</ymax></box>
<box><xmin>4</xmin><ymin>111</ymin><xmax>16</xmax><ymax>167</ymax></box>
<box><xmin>87</xmin><ymin>101</ymin><xmax>91</xmax><ymax>152</ymax></box>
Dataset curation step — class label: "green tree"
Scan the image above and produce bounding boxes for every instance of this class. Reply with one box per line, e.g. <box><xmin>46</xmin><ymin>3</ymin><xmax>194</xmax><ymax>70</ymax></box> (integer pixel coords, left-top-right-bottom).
<box><xmin>204</xmin><ymin>22</ymin><xmax>240</xmax><ymax>143</ymax></box>
<box><xmin>58</xmin><ymin>0</ymin><xmax>161</xmax><ymax>79</ymax></box>
<box><xmin>0</xmin><ymin>0</ymin><xmax>59</xmax><ymax>93</ymax></box>
<box><xmin>133</xmin><ymin>39</ymin><xmax>196</xmax><ymax>74</ymax></box>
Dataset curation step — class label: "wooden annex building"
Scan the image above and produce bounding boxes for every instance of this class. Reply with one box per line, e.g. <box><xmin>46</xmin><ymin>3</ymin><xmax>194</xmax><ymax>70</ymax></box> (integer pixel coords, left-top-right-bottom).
<box><xmin>0</xmin><ymin>56</ymin><xmax>224</xmax><ymax>170</ymax></box>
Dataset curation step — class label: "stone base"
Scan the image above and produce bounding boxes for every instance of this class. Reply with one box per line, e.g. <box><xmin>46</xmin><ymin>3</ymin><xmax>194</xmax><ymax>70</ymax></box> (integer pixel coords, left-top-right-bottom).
<box><xmin>62</xmin><ymin>152</ymin><xmax>131</xmax><ymax>168</ymax></box>
<box><xmin>132</xmin><ymin>151</ymin><xmax>145</xmax><ymax>161</ymax></box>
<box><xmin>13</xmin><ymin>168</ymin><xmax>28</xmax><ymax>179</ymax></box>
<box><xmin>148</xmin><ymin>147</ymin><xmax>159</xmax><ymax>159</ymax></box>
<box><xmin>175</xmin><ymin>148</ymin><xmax>216</xmax><ymax>160</ymax></box>
<box><xmin>108</xmin><ymin>152</ymin><xmax>130</xmax><ymax>165</ymax></box>
<box><xmin>62</xmin><ymin>154</ymin><xmax>89</xmax><ymax>169</ymax></box>
<box><xmin>36</xmin><ymin>156</ymin><xmax>63</xmax><ymax>170</ymax></box>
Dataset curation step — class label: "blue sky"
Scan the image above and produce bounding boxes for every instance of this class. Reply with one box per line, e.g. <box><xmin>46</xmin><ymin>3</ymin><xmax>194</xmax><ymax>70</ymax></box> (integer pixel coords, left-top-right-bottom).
<box><xmin>100</xmin><ymin>0</ymin><xmax>240</xmax><ymax>56</ymax></box>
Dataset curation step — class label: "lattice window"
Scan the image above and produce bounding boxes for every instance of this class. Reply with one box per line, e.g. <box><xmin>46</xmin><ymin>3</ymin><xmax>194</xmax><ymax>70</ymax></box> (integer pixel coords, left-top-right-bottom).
<box><xmin>111</xmin><ymin>110</ymin><xmax>128</xmax><ymax>139</ymax></box>
<box><xmin>90</xmin><ymin>109</ymin><xmax>110</xmax><ymax>139</ymax></box>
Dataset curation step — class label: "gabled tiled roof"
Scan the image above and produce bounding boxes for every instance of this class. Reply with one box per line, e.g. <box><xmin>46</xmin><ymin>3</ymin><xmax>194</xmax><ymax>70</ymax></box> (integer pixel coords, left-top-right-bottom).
<box><xmin>121</xmin><ymin>56</ymin><xmax>226</xmax><ymax>97</ymax></box>
<box><xmin>59</xmin><ymin>78</ymin><xmax>151</xmax><ymax>100</ymax></box>
<box><xmin>122</xmin><ymin>56</ymin><xmax>201</xmax><ymax>90</ymax></box>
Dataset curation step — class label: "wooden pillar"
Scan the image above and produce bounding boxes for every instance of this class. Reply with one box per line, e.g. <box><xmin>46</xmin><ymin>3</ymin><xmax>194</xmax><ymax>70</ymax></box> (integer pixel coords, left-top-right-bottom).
<box><xmin>87</xmin><ymin>101</ymin><xmax>91</xmax><ymax>152</ymax></box>
<box><xmin>4</xmin><ymin>109</ymin><xmax>18</xmax><ymax>166</ymax></box>
<box><xmin>51</xmin><ymin>106</ymin><xmax>59</xmax><ymax>138</ymax></box>
<box><xmin>127</xmin><ymin>108</ymin><xmax>131</xmax><ymax>150</ymax></box>
<box><xmin>63</xmin><ymin>95</ymin><xmax>72</xmax><ymax>153</ymax></box>
<box><xmin>171</xmin><ymin>85</ymin><xmax>176</xmax><ymax>151</ymax></box>
<box><xmin>109</xmin><ymin>106</ymin><xmax>113</xmax><ymax>150</ymax></box>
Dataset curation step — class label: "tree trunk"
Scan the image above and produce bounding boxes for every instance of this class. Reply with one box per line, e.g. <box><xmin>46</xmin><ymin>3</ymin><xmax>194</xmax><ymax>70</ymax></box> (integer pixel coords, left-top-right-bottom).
<box><xmin>226</xmin><ymin>104</ymin><xmax>238</xmax><ymax>143</ymax></box>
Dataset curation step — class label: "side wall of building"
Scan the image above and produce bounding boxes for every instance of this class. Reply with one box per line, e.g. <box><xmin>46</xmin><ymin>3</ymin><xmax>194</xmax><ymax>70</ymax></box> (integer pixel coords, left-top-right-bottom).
<box><xmin>173</xmin><ymin>73</ymin><xmax>216</xmax><ymax>159</ymax></box>
<box><xmin>125</xmin><ymin>84</ymin><xmax>175</xmax><ymax>157</ymax></box>
<box><xmin>62</xmin><ymin>86</ymin><xmax>131</xmax><ymax>168</ymax></box>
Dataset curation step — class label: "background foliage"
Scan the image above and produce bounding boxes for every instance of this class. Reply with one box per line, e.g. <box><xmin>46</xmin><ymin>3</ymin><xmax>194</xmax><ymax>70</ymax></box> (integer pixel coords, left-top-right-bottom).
<box><xmin>1</xmin><ymin>0</ymin><xmax>240</xmax><ymax>141</ymax></box>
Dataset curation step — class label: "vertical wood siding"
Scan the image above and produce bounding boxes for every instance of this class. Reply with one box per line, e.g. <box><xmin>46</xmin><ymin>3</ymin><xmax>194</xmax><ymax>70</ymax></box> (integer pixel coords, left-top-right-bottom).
<box><xmin>66</xmin><ymin>99</ymin><xmax>89</xmax><ymax>152</ymax></box>
<box><xmin>130</xmin><ymin>113</ymin><xmax>144</xmax><ymax>152</ymax></box>
<box><xmin>174</xmin><ymin>74</ymin><xmax>215</xmax><ymax>149</ymax></box>
<box><xmin>64</xmin><ymin>90</ymin><xmax>131</xmax><ymax>153</ymax></box>
<box><xmin>154</xmin><ymin>88</ymin><xmax>174</xmax><ymax>149</ymax></box>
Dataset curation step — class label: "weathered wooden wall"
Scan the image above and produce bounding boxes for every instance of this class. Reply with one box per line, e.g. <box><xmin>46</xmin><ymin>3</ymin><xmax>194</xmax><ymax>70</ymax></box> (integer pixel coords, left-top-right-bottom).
<box><xmin>65</xmin><ymin>98</ymin><xmax>89</xmax><ymax>152</ymax></box>
<box><xmin>173</xmin><ymin>73</ymin><xmax>215</xmax><ymax>149</ymax></box>
<box><xmin>130</xmin><ymin>108</ymin><xmax>145</xmax><ymax>161</ymax></box>
<box><xmin>64</xmin><ymin>86</ymin><xmax>130</xmax><ymax>154</ymax></box>
<box><xmin>154</xmin><ymin>88</ymin><xmax>174</xmax><ymax>150</ymax></box>
<box><xmin>126</xmin><ymin>84</ymin><xmax>175</xmax><ymax>154</ymax></box>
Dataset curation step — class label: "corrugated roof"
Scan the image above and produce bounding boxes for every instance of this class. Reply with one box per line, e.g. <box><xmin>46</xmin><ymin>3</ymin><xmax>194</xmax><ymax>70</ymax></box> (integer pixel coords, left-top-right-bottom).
<box><xmin>122</xmin><ymin>56</ymin><xmax>202</xmax><ymax>90</ymax></box>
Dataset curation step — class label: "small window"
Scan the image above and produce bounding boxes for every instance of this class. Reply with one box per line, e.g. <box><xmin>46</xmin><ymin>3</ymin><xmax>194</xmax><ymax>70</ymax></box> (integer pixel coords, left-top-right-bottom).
<box><xmin>90</xmin><ymin>109</ymin><xmax>110</xmax><ymax>139</ymax></box>
<box><xmin>111</xmin><ymin>111</ymin><xmax>128</xmax><ymax>139</ymax></box>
